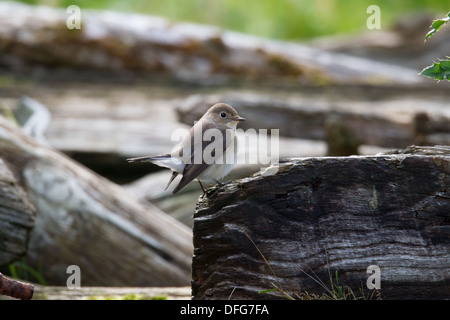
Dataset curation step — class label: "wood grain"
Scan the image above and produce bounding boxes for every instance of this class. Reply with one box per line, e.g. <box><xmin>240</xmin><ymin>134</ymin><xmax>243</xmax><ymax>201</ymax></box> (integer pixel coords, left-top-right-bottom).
<box><xmin>192</xmin><ymin>146</ymin><xmax>450</xmax><ymax>299</ymax></box>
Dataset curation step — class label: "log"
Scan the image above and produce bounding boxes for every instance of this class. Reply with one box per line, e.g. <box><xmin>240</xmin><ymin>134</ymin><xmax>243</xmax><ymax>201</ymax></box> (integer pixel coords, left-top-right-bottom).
<box><xmin>0</xmin><ymin>115</ymin><xmax>193</xmax><ymax>286</ymax></box>
<box><xmin>310</xmin><ymin>13</ymin><xmax>450</xmax><ymax>70</ymax></box>
<box><xmin>176</xmin><ymin>93</ymin><xmax>450</xmax><ymax>152</ymax></box>
<box><xmin>0</xmin><ymin>159</ymin><xmax>36</xmax><ymax>266</ymax></box>
<box><xmin>5</xmin><ymin>88</ymin><xmax>447</xmax><ymax>177</ymax></box>
<box><xmin>0</xmin><ymin>1</ymin><xmax>422</xmax><ymax>85</ymax></box>
<box><xmin>192</xmin><ymin>145</ymin><xmax>450</xmax><ymax>299</ymax></box>
<box><xmin>30</xmin><ymin>285</ymin><xmax>190</xmax><ymax>300</ymax></box>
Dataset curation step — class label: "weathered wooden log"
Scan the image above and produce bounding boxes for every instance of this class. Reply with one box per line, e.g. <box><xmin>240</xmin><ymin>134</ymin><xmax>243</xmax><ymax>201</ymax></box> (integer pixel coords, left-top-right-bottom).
<box><xmin>0</xmin><ymin>1</ymin><xmax>421</xmax><ymax>85</ymax></box>
<box><xmin>192</xmin><ymin>146</ymin><xmax>450</xmax><ymax>299</ymax></box>
<box><xmin>0</xmin><ymin>115</ymin><xmax>193</xmax><ymax>286</ymax></box>
<box><xmin>0</xmin><ymin>159</ymin><xmax>36</xmax><ymax>266</ymax></box>
<box><xmin>176</xmin><ymin>93</ymin><xmax>450</xmax><ymax>152</ymax></box>
<box><xmin>30</xmin><ymin>285</ymin><xmax>190</xmax><ymax>300</ymax></box>
<box><xmin>310</xmin><ymin>13</ymin><xmax>450</xmax><ymax>71</ymax></box>
<box><xmin>7</xmin><ymin>88</ymin><xmax>447</xmax><ymax>172</ymax></box>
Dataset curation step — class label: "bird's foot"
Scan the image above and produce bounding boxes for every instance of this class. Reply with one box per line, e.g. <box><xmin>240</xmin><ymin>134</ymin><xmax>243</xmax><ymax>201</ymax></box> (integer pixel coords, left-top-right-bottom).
<box><xmin>214</xmin><ymin>179</ymin><xmax>232</xmax><ymax>187</ymax></box>
<box><xmin>199</xmin><ymin>180</ymin><xmax>232</xmax><ymax>198</ymax></box>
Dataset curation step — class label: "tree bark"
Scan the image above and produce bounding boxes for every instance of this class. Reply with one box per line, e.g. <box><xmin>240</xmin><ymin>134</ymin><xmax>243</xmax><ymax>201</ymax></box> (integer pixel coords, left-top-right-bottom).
<box><xmin>0</xmin><ymin>159</ymin><xmax>36</xmax><ymax>266</ymax></box>
<box><xmin>0</xmin><ymin>115</ymin><xmax>193</xmax><ymax>286</ymax></box>
<box><xmin>0</xmin><ymin>272</ymin><xmax>34</xmax><ymax>300</ymax></box>
<box><xmin>192</xmin><ymin>146</ymin><xmax>450</xmax><ymax>299</ymax></box>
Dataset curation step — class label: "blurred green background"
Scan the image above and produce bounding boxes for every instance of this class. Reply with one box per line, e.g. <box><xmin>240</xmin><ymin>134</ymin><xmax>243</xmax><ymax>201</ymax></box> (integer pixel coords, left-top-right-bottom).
<box><xmin>11</xmin><ymin>0</ymin><xmax>450</xmax><ymax>39</ymax></box>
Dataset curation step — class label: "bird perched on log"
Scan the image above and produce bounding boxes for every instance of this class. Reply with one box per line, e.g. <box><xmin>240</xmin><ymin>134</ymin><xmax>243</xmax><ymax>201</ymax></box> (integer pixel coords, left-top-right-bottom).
<box><xmin>128</xmin><ymin>103</ymin><xmax>245</xmax><ymax>195</ymax></box>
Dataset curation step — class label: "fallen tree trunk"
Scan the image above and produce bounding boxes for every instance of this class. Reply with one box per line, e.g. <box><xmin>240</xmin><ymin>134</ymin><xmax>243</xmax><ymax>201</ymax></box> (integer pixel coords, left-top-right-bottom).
<box><xmin>0</xmin><ymin>1</ymin><xmax>422</xmax><ymax>85</ymax></box>
<box><xmin>0</xmin><ymin>115</ymin><xmax>193</xmax><ymax>286</ymax></box>
<box><xmin>176</xmin><ymin>93</ymin><xmax>450</xmax><ymax>152</ymax></box>
<box><xmin>192</xmin><ymin>146</ymin><xmax>450</xmax><ymax>299</ymax></box>
<box><xmin>0</xmin><ymin>159</ymin><xmax>36</xmax><ymax>266</ymax></box>
<box><xmin>30</xmin><ymin>285</ymin><xmax>191</xmax><ymax>300</ymax></box>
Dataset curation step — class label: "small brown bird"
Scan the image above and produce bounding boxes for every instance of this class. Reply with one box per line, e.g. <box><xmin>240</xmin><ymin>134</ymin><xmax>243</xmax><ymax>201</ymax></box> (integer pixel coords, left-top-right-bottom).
<box><xmin>127</xmin><ymin>103</ymin><xmax>245</xmax><ymax>195</ymax></box>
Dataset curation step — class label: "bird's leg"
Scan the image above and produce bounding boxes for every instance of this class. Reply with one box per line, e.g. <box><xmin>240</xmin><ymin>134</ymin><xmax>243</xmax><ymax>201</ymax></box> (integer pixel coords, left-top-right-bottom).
<box><xmin>199</xmin><ymin>180</ymin><xmax>232</xmax><ymax>198</ymax></box>
<box><xmin>198</xmin><ymin>180</ymin><xmax>207</xmax><ymax>198</ymax></box>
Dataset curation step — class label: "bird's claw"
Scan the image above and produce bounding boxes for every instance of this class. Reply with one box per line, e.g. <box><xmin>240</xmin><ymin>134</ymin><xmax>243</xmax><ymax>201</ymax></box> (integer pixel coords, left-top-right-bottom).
<box><xmin>214</xmin><ymin>179</ymin><xmax>232</xmax><ymax>187</ymax></box>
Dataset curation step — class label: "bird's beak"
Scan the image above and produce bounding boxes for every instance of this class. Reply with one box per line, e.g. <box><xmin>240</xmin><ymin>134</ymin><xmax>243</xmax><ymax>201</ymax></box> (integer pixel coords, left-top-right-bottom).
<box><xmin>232</xmin><ymin>116</ymin><xmax>246</xmax><ymax>122</ymax></box>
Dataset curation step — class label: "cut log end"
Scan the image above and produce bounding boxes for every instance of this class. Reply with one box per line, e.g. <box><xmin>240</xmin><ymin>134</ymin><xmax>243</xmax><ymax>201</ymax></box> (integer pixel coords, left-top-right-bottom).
<box><xmin>192</xmin><ymin>146</ymin><xmax>450</xmax><ymax>300</ymax></box>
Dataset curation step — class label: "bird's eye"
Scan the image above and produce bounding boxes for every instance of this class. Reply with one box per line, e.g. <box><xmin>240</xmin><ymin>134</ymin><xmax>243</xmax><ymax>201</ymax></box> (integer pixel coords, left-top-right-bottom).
<box><xmin>220</xmin><ymin>112</ymin><xmax>227</xmax><ymax>118</ymax></box>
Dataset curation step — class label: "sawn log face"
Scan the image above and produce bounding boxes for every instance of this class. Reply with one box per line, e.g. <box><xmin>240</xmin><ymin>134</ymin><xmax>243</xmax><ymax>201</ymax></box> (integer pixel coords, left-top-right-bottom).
<box><xmin>192</xmin><ymin>152</ymin><xmax>450</xmax><ymax>299</ymax></box>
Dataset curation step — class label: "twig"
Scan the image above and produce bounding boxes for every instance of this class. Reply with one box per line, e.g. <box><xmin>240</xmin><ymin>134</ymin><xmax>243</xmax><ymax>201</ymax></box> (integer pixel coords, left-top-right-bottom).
<box><xmin>0</xmin><ymin>272</ymin><xmax>34</xmax><ymax>300</ymax></box>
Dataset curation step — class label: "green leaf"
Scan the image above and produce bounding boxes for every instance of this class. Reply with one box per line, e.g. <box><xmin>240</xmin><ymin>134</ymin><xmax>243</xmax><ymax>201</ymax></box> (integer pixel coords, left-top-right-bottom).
<box><xmin>420</xmin><ymin>58</ymin><xmax>450</xmax><ymax>81</ymax></box>
<box><xmin>425</xmin><ymin>12</ymin><xmax>450</xmax><ymax>41</ymax></box>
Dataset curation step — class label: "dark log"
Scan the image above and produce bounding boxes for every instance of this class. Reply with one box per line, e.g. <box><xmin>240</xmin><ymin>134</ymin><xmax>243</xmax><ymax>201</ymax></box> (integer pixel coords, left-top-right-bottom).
<box><xmin>192</xmin><ymin>146</ymin><xmax>450</xmax><ymax>299</ymax></box>
<box><xmin>0</xmin><ymin>115</ymin><xmax>193</xmax><ymax>286</ymax></box>
<box><xmin>0</xmin><ymin>159</ymin><xmax>36</xmax><ymax>266</ymax></box>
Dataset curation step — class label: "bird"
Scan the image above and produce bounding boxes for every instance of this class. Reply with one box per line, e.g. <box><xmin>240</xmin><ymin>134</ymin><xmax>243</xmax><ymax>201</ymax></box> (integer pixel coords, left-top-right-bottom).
<box><xmin>127</xmin><ymin>103</ymin><xmax>245</xmax><ymax>195</ymax></box>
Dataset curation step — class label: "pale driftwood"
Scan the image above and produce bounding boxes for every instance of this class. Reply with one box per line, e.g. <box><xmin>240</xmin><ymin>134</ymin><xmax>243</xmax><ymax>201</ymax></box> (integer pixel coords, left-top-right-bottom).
<box><xmin>0</xmin><ymin>159</ymin><xmax>36</xmax><ymax>266</ymax></box>
<box><xmin>0</xmin><ymin>115</ymin><xmax>193</xmax><ymax>286</ymax></box>
<box><xmin>0</xmin><ymin>2</ymin><xmax>421</xmax><ymax>85</ymax></box>
<box><xmin>192</xmin><ymin>146</ymin><xmax>450</xmax><ymax>299</ymax></box>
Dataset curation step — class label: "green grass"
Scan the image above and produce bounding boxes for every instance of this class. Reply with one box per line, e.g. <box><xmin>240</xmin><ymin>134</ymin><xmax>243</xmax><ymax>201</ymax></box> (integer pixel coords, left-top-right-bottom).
<box><xmin>8</xmin><ymin>259</ymin><xmax>48</xmax><ymax>285</ymax></box>
<box><xmin>9</xmin><ymin>0</ymin><xmax>450</xmax><ymax>39</ymax></box>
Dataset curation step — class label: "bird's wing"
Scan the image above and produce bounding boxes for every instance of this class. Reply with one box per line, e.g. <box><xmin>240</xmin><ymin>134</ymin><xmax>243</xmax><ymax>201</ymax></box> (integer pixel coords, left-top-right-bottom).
<box><xmin>165</xmin><ymin>171</ymin><xmax>179</xmax><ymax>191</ymax></box>
<box><xmin>127</xmin><ymin>154</ymin><xmax>171</xmax><ymax>162</ymax></box>
<box><xmin>172</xmin><ymin>122</ymin><xmax>235</xmax><ymax>194</ymax></box>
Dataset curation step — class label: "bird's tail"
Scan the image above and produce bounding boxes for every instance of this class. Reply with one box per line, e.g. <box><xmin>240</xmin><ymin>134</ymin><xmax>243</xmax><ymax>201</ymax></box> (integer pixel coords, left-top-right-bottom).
<box><xmin>127</xmin><ymin>153</ymin><xmax>185</xmax><ymax>173</ymax></box>
<box><xmin>127</xmin><ymin>154</ymin><xmax>180</xmax><ymax>192</ymax></box>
